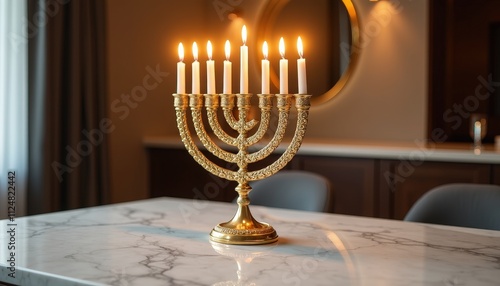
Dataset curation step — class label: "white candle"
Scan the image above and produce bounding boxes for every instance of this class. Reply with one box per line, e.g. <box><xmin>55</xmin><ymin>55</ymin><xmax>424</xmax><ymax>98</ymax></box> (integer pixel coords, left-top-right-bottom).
<box><xmin>240</xmin><ymin>25</ymin><xmax>248</xmax><ymax>94</ymax></box>
<box><xmin>192</xmin><ymin>42</ymin><xmax>200</xmax><ymax>94</ymax></box>
<box><xmin>177</xmin><ymin>43</ymin><xmax>185</xmax><ymax>94</ymax></box>
<box><xmin>279</xmin><ymin>37</ymin><xmax>288</xmax><ymax>94</ymax></box>
<box><xmin>223</xmin><ymin>40</ymin><xmax>232</xmax><ymax>94</ymax></box>
<box><xmin>261</xmin><ymin>41</ymin><xmax>270</xmax><ymax>94</ymax></box>
<box><xmin>297</xmin><ymin>36</ymin><xmax>307</xmax><ymax>94</ymax></box>
<box><xmin>206</xmin><ymin>41</ymin><xmax>216</xmax><ymax>94</ymax></box>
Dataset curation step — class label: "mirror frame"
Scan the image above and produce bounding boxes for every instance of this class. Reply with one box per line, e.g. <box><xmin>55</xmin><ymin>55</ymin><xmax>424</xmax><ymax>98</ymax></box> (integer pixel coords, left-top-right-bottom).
<box><xmin>256</xmin><ymin>0</ymin><xmax>360</xmax><ymax>106</ymax></box>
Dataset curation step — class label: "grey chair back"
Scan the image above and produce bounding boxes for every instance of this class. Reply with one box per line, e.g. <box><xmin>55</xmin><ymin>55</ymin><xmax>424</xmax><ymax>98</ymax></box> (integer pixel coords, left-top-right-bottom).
<box><xmin>404</xmin><ymin>183</ymin><xmax>500</xmax><ymax>230</ymax></box>
<box><xmin>245</xmin><ymin>170</ymin><xmax>333</xmax><ymax>212</ymax></box>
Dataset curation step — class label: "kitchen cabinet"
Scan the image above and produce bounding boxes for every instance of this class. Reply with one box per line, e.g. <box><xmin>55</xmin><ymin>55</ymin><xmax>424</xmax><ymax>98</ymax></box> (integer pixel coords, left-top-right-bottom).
<box><xmin>146</xmin><ymin>137</ymin><xmax>500</xmax><ymax>219</ymax></box>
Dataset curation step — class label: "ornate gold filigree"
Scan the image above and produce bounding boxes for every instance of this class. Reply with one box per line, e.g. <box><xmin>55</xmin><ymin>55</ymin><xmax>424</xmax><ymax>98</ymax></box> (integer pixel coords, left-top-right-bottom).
<box><xmin>173</xmin><ymin>93</ymin><xmax>311</xmax><ymax>244</ymax></box>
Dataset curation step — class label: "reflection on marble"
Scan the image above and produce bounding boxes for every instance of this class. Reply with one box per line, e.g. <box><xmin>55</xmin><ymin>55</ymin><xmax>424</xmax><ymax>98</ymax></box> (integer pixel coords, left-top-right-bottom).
<box><xmin>1</xmin><ymin>197</ymin><xmax>500</xmax><ymax>285</ymax></box>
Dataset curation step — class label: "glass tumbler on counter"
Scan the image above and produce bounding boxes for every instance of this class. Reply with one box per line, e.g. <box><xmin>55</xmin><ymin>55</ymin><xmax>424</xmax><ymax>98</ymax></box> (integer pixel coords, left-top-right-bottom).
<box><xmin>469</xmin><ymin>113</ymin><xmax>487</xmax><ymax>148</ymax></box>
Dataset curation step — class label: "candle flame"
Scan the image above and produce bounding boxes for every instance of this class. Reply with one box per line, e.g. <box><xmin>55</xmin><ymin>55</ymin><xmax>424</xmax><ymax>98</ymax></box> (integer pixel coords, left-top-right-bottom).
<box><xmin>178</xmin><ymin>42</ymin><xmax>184</xmax><ymax>62</ymax></box>
<box><xmin>225</xmin><ymin>40</ymin><xmax>230</xmax><ymax>60</ymax></box>
<box><xmin>279</xmin><ymin>37</ymin><xmax>285</xmax><ymax>58</ymax></box>
<box><xmin>242</xmin><ymin>25</ymin><xmax>247</xmax><ymax>45</ymax></box>
<box><xmin>207</xmin><ymin>40</ymin><xmax>212</xmax><ymax>60</ymax></box>
<box><xmin>192</xmin><ymin>42</ymin><xmax>198</xmax><ymax>61</ymax></box>
<box><xmin>297</xmin><ymin>36</ymin><xmax>304</xmax><ymax>58</ymax></box>
<box><xmin>263</xmin><ymin>41</ymin><xmax>268</xmax><ymax>60</ymax></box>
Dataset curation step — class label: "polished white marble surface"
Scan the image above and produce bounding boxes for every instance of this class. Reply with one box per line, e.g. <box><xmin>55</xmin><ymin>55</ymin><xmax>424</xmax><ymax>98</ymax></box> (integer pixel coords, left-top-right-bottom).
<box><xmin>1</xmin><ymin>197</ymin><xmax>500</xmax><ymax>286</ymax></box>
<box><xmin>144</xmin><ymin>136</ymin><xmax>500</xmax><ymax>164</ymax></box>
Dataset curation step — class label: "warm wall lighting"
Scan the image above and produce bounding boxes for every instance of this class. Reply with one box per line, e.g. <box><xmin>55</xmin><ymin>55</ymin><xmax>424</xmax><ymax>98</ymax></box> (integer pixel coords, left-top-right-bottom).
<box><xmin>228</xmin><ymin>11</ymin><xmax>240</xmax><ymax>20</ymax></box>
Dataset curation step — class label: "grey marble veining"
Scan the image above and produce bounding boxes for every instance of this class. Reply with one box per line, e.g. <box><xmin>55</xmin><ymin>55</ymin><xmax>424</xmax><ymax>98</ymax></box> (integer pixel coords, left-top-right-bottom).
<box><xmin>1</xmin><ymin>197</ymin><xmax>499</xmax><ymax>285</ymax></box>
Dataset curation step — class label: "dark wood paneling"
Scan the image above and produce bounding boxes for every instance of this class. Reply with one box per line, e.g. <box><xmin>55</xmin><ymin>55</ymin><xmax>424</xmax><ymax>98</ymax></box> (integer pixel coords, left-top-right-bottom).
<box><xmin>380</xmin><ymin>160</ymin><xmax>491</xmax><ymax>220</ymax></box>
<box><xmin>148</xmin><ymin>148</ymin><xmax>499</xmax><ymax>219</ymax></box>
<box><xmin>148</xmin><ymin>148</ymin><xmax>290</xmax><ymax>202</ymax></box>
<box><xmin>148</xmin><ymin>148</ymin><xmax>234</xmax><ymax>201</ymax></box>
<box><xmin>299</xmin><ymin>156</ymin><xmax>376</xmax><ymax>217</ymax></box>
<box><xmin>493</xmin><ymin>165</ymin><xmax>500</xmax><ymax>185</ymax></box>
<box><xmin>428</xmin><ymin>0</ymin><xmax>500</xmax><ymax>143</ymax></box>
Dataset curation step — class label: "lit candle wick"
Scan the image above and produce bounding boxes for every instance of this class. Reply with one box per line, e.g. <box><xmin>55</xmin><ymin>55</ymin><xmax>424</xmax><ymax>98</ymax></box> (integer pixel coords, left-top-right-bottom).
<box><xmin>178</xmin><ymin>42</ymin><xmax>184</xmax><ymax>62</ymax></box>
<box><xmin>177</xmin><ymin>42</ymin><xmax>185</xmax><ymax>94</ymax></box>
<box><xmin>207</xmin><ymin>40</ymin><xmax>212</xmax><ymax>60</ymax></box>
<box><xmin>279</xmin><ymin>37</ymin><xmax>285</xmax><ymax>59</ymax></box>
<box><xmin>242</xmin><ymin>25</ymin><xmax>247</xmax><ymax>46</ymax></box>
<box><xmin>297</xmin><ymin>36</ymin><xmax>304</xmax><ymax>59</ymax></box>
<box><xmin>225</xmin><ymin>40</ymin><xmax>230</xmax><ymax>61</ymax></box>
<box><xmin>193</xmin><ymin>42</ymin><xmax>198</xmax><ymax>61</ymax></box>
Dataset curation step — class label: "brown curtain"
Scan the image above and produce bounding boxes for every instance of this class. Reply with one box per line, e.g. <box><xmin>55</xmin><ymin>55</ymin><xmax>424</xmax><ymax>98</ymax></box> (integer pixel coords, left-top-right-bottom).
<box><xmin>28</xmin><ymin>0</ymin><xmax>109</xmax><ymax>214</ymax></box>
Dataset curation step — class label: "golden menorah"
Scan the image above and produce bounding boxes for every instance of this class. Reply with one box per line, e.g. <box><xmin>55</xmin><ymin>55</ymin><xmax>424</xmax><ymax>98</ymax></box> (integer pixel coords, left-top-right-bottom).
<box><xmin>173</xmin><ymin>92</ymin><xmax>311</xmax><ymax>245</ymax></box>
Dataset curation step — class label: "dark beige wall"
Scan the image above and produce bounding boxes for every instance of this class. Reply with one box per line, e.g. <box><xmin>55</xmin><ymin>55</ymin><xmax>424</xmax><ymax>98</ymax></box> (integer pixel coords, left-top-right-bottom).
<box><xmin>106</xmin><ymin>0</ymin><xmax>428</xmax><ymax>203</ymax></box>
<box><xmin>308</xmin><ymin>0</ymin><xmax>428</xmax><ymax>140</ymax></box>
<box><xmin>106</xmin><ymin>0</ymin><xmax>207</xmax><ymax>203</ymax></box>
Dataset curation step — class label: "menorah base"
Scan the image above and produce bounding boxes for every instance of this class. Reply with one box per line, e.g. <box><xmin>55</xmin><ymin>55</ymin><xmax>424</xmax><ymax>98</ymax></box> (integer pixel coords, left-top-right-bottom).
<box><xmin>209</xmin><ymin>204</ymin><xmax>278</xmax><ymax>245</ymax></box>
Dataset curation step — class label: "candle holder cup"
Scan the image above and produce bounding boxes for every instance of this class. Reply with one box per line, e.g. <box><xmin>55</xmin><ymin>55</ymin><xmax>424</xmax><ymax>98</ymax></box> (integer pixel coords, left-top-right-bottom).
<box><xmin>173</xmin><ymin>92</ymin><xmax>311</xmax><ymax>245</ymax></box>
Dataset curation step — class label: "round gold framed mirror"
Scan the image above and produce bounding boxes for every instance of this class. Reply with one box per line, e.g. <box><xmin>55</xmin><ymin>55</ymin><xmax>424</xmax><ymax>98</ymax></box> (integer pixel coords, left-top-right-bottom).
<box><xmin>256</xmin><ymin>0</ymin><xmax>359</xmax><ymax>105</ymax></box>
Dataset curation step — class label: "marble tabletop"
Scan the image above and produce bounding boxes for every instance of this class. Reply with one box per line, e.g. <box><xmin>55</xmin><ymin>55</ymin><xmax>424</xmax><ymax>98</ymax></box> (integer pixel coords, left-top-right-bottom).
<box><xmin>1</xmin><ymin>197</ymin><xmax>499</xmax><ymax>286</ymax></box>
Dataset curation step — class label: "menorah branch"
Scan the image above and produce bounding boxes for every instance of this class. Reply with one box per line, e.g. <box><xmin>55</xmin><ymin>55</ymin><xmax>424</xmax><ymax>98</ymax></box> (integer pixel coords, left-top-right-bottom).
<box><xmin>190</xmin><ymin>94</ymin><xmax>237</xmax><ymax>163</ymax></box>
<box><xmin>173</xmin><ymin>93</ymin><xmax>237</xmax><ymax>182</ymax></box>
<box><xmin>246</xmin><ymin>94</ymin><xmax>273</xmax><ymax>146</ymax></box>
<box><xmin>247</xmin><ymin>101</ymin><xmax>310</xmax><ymax>181</ymax></box>
<box><xmin>204</xmin><ymin>94</ymin><xmax>239</xmax><ymax>146</ymax></box>
<box><xmin>220</xmin><ymin>94</ymin><xmax>239</xmax><ymax>131</ymax></box>
<box><xmin>246</xmin><ymin>94</ymin><xmax>292</xmax><ymax>164</ymax></box>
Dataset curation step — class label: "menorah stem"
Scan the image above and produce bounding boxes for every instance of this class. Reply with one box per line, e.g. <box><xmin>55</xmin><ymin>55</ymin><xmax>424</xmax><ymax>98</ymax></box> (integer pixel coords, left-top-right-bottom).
<box><xmin>234</xmin><ymin>94</ymin><xmax>252</xmax><ymax>184</ymax></box>
<box><xmin>210</xmin><ymin>183</ymin><xmax>278</xmax><ymax>245</ymax></box>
